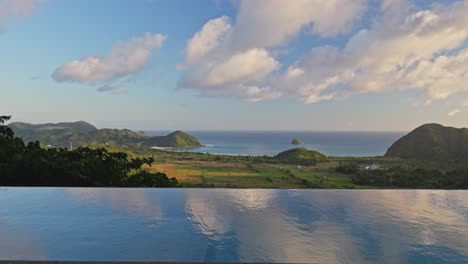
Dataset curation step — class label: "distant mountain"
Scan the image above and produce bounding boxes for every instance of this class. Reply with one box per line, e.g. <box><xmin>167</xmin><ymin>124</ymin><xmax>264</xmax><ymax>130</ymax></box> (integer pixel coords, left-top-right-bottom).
<box><xmin>385</xmin><ymin>123</ymin><xmax>468</xmax><ymax>160</ymax></box>
<box><xmin>275</xmin><ymin>148</ymin><xmax>328</xmax><ymax>164</ymax></box>
<box><xmin>8</xmin><ymin>121</ymin><xmax>202</xmax><ymax>149</ymax></box>
<box><xmin>9</xmin><ymin>121</ymin><xmax>98</xmax><ymax>147</ymax></box>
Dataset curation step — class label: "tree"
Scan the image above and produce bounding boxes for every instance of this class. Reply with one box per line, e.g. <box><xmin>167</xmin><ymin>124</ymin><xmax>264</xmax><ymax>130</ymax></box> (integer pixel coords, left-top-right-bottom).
<box><xmin>0</xmin><ymin>115</ymin><xmax>11</xmax><ymax>124</ymax></box>
<box><xmin>0</xmin><ymin>115</ymin><xmax>177</xmax><ymax>187</ymax></box>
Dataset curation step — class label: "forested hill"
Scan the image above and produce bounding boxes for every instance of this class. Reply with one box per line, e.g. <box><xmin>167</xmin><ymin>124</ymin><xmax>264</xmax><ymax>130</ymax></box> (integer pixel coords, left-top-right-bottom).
<box><xmin>8</xmin><ymin>121</ymin><xmax>202</xmax><ymax>149</ymax></box>
<box><xmin>275</xmin><ymin>148</ymin><xmax>328</xmax><ymax>165</ymax></box>
<box><xmin>385</xmin><ymin>123</ymin><xmax>468</xmax><ymax>161</ymax></box>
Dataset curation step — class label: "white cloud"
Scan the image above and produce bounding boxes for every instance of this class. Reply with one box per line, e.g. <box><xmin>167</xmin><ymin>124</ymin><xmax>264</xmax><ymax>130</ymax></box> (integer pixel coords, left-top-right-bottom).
<box><xmin>203</xmin><ymin>49</ymin><xmax>278</xmax><ymax>87</ymax></box>
<box><xmin>180</xmin><ymin>0</ymin><xmax>468</xmax><ymax>104</ymax></box>
<box><xmin>230</xmin><ymin>0</ymin><xmax>367</xmax><ymax>50</ymax></box>
<box><xmin>242</xmin><ymin>86</ymin><xmax>283</xmax><ymax>102</ymax></box>
<box><xmin>52</xmin><ymin>33</ymin><xmax>166</xmax><ymax>83</ymax></box>
<box><xmin>185</xmin><ymin>16</ymin><xmax>231</xmax><ymax>64</ymax></box>
<box><xmin>178</xmin><ymin>0</ymin><xmax>366</xmax><ymax>102</ymax></box>
<box><xmin>464</xmin><ymin>100</ymin><xmax>468</xmax><ymax>106</ymax></box>
<box><xmin>448</xmin><ymin>109</ymin><xmax>460</xmax><ymax>117</ymax></box>
<box><xmin>0</xmin><ymin>0</ymin><xmax>42</xmax><ymax>30</ymax></box>
<box><xmin>276</xmin><ymin>0</ymin><xmax>468</xmax><ymax>103</ymax></box>
<box><xmin>286</xmin><ymin>67</ymin><xmax>304</xmax><ymax>78</ymax></box>
<box><xmin>179</xmin><ymin>48</ymin><xmax>279</xmax><ymax>101</ymax></box>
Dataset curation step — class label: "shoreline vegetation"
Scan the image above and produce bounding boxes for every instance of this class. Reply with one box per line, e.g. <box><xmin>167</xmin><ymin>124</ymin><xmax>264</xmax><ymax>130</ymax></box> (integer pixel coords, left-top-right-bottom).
<box><xmin>2</xmin><ymin>116</ymin><xmax>468</xmax><ymax>189</ymax></box>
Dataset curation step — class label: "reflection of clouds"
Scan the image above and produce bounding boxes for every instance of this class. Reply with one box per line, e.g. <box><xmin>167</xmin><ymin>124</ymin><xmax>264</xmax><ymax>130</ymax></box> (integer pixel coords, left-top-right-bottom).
<box><xmin>186</xmin><ymin>189</ymin><xmax>468</xmax><ymax>263</ymax></box>
<box><xmin>185</xmin><ymin>189</ymin><xmax>276</xmax><ymax>238</ymax></box>
<box><xmin>297</xmin><ymin>190</ymin><xmax>467</xmax><ymax>230</ymax></box>
<box><xmin>370</xmin><ymin>190</ymin><xmax>466</xmax><ymax>228</ymax></box>
<box><xmin>185</xmin><ymin>189</ymin><xmax>367</xmax><ymax>263</ymax></box>
<box><xmin>352</xmin><ymin>190</ymin><xmax>468</xmax><ymax>254</ymax></box>
<box><xmin>0</xmin><ymin>223</ymin><xmax>45</xmax><ymax>260</ymax></box>
<box><xmin>6</xmin><ymin>188</ymin><xmax>465</xmax><ymax>263</ymax></box>
<box><xmin>66</xmin><ymin>188</ymin><xmax>162</xmax><ymax>220</ymax></box>
<box><xmin>297</xmin><ymin>190</ymin><xmax>468</xmax><ymax>262</ymax></box>
<box><xmin>420</xmin><ymin>228</ymin><xmax>436</xmax><ymax>246</ymax></box>
<box><xmin>226</xmin><ymin>189</ymin><xmax>275</xmax><ymax>211</ymax></box>
<box><xmin>0</xmin><ymin>188</ymin><xmax>46</xmax><ymax>260</ymax></box>
<box><xmin>185</xmin><ymin>190</ymin><xmax>231</xmax><ymax>238</ymax></box>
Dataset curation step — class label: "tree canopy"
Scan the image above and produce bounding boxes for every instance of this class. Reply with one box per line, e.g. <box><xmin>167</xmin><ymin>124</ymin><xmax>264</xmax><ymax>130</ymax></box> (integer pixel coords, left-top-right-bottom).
<box><xmin>0</xmin><ymin>116</ymin><xmax>178</xmax><ymax>187</ymax></box>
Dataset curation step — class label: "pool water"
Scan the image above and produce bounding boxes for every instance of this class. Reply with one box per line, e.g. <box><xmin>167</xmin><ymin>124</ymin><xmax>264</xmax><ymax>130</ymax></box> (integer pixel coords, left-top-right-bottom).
<box><xmin>0</xmin><ymin>188</ymin><xmax>467</xmax><ymax>263</ymax></box>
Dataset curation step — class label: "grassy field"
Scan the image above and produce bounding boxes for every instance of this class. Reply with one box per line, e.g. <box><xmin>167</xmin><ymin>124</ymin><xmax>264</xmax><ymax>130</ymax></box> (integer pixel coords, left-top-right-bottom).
<box><xmin>147</xmin><ymin>160</ymin><xmax>371</xmax><ymax>188</ymax></box>
<box><xmin>95</xmin><ymin>145</ymin><xmax>461</xmax><ymax>189</ymax></box>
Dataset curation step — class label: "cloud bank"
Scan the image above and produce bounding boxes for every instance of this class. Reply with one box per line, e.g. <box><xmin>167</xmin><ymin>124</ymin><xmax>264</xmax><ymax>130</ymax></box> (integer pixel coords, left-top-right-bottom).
<box><xmin>179</xmin><ymin>0</ymin><xmax>468</xmax><ymax>104</ymax></box>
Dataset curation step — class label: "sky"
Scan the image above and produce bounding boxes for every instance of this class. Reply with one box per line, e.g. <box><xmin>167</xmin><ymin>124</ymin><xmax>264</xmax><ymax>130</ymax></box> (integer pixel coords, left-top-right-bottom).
<box><xmin>1</xmin><ymin>0</ymin><xmax>468</xmax><ymax>131</ymax></box>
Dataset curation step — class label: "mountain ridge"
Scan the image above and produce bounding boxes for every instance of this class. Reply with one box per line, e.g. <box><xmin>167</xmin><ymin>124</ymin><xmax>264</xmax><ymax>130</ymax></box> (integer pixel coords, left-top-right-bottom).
<box><xmin>8</xmin><ymin>121</ymin><xmax>202</xmax><ymax>149</ymax></box>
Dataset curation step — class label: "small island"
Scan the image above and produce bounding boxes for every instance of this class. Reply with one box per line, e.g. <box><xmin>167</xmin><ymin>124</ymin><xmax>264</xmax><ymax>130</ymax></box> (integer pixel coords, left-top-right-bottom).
<box><xmin>291</xmin><ymin>138</ymin><xmax>302</xmax><ymax>145</ymax></box>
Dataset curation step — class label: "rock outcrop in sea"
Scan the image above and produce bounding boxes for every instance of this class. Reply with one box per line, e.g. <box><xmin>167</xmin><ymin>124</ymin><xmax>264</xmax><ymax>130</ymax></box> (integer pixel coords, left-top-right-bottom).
<box><xmin>291</xmin><ymin>138</ymin><xmax>301</xmax><ymax>145</ymax></box>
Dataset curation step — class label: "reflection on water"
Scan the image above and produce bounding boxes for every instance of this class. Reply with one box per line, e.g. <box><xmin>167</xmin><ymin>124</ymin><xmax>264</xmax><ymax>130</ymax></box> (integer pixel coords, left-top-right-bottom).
<box><xmin>0</xmin><ymin>188</ymin><xmax>467</xmax><ymax>263</ymax></box>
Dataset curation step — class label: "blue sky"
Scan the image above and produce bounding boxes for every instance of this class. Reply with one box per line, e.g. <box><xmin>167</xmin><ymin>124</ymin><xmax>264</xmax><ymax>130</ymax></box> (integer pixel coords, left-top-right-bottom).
<box><xmin>1</xmin><ymin>0</ymin><xmax>468</xmax><ymax>131</ymax></box>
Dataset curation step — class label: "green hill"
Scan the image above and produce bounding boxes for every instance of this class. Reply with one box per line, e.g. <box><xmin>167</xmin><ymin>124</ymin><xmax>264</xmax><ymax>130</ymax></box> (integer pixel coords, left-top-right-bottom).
<box><xmin>84</xmin><ymin>129</ymin><xmax>149</xmax><ymax>146</ymax></box>
<box><xmin>8</xmin><ymin>121</ymin><xmax>202</xmax><ymax>149</ymax></box>
<box><xmin>385</xmin><ymin>123</ymin><xmax>468</xmax><ymax>161</ymax></box>
<box><xmin>8</xmin><ymin>121</ymin><xmax>98</xmax><ymax>147</ymax></box>
<box><xmin>275</xmin><ymin>148</ymin><xmax>328</xmax><ymax>164</ymax></box>
<box><xmin>143</xmin><ymin>130</ymin><xmax>202</xmax><ymax>148</ymax></box>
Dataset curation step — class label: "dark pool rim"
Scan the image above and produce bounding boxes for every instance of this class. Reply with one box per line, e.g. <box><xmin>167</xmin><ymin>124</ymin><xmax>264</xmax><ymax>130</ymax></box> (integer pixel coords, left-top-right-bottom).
<box><xmin>1</xmin><ymin>186</ymin><xmax>468</xmax><ymax>191</ymax></box>
<box><xmin>0</xmin><ymin>261</ymin><xmax>312</xmax><ymax>264</ymax></box>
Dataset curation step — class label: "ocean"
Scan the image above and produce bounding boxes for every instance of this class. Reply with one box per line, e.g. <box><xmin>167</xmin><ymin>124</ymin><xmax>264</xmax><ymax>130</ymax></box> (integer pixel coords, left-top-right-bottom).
<box><xmin>146</xmin><ymin>130</ymin><xmax>406</xmax><ymax>157</ymax></box>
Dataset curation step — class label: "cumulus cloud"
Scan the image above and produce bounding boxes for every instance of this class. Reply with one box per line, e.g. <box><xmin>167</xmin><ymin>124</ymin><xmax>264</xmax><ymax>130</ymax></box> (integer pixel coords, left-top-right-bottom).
<box><xmin>286</xmin><ymin>67</ymin><xmax>304</xmax><ymax>79</ymax></box>
<box><xmin>203</xmin><ymin>49</ymin><xmax>278</xmax><ymax>87</ymax></box>
<box><xmin>178</xmin><ymin>0</ymin><xmax>366</xmax><ymax>102</ymax></box>
<box><xmin>275</xmin><ymin>0</ymin><xmax>468</xmax><ymax>103</ymax></box>
<box><xmin>52</xmin><ymin>33</ymin><xmax>166</xmax><ymax>83</ymax></box>
<box><xmin>179</xmin><ymin>0</ymin><xmax>468</xmax><ymax>104</ymax></box>
<box><xmin>185</xmin><ymin>16</ymin><xmax>231</xmax><ymax>64</ymax></box>
<box><xmin>241</xmin><ymin>85</ymin><xmax>283</xmax><ymax>102</ymax></box>
<box><xmin>448</xmin><ymin>109</ymin><xmax>460</xmax><ymax>117</ymax></box>
<box><xmin>180</xmin><ymin>48</ymin><xmax>279</xmax><ymax>98</ymax></box>
<box><xmin>230</xmin><ymin>0</ymin><xmax>367</xmax><ymax>50</ymax></box>
<box><xmin>0</xmin><ymin>0</ymin><xmax>42</xmax><ymax>30</ymax></box>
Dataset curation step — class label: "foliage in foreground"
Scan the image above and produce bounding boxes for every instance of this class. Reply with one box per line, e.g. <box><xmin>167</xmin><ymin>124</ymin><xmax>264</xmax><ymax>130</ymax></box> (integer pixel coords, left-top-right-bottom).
<box><xmin>351</xmin><ymin>167</ymin><xmax>468</xmax><ymax>189</ymax></box>
<box><xmin>0</xmin><ymin>116</ymin><xmax>178</xmax><ymax>187</ymax></box>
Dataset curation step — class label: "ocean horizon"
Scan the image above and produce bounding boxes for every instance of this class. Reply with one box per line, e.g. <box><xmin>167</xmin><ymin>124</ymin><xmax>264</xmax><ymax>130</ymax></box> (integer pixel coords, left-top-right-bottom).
<box><xmin>145</xmin><ymin>130</ymin><xmax>406</xmax><ymax>157</ymax></box>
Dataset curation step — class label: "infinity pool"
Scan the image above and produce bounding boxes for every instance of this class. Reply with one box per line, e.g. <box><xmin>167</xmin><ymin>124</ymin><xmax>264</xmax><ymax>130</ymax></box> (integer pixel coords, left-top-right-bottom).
<box><xmin>0</xmin><ymin>188</ymin><xmax>467</xmax><ymax>263</ymax></box>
